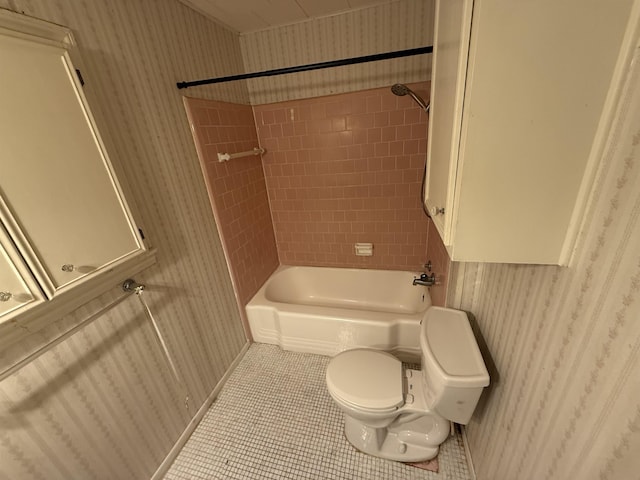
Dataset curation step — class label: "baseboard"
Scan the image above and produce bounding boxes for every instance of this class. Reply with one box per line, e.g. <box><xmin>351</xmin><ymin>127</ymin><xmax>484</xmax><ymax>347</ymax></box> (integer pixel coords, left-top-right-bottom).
<box><xmin>460</xmin><ymin>425</ymin><xmax>477</xmax><ymax>480</ymax></box>
<box><xmin>150</xmin><ymin>341</ymin><xmax>250</xmax><ymax>480</ymax></box>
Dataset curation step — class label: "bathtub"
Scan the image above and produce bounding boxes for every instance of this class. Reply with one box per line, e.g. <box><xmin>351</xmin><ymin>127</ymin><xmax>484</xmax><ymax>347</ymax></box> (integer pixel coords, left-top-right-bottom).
<box><xmin>245</xmin><ymin>266</ymin><xmax>430</xmax><ymax>361</ymax></box>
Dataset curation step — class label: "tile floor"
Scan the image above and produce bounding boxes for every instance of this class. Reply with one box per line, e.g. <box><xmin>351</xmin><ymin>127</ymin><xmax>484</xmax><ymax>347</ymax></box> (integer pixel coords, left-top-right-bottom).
<box><xmin>165</xmin><ymin>344</ymin><xmax>472</xmax><ymax>480</ymax></box>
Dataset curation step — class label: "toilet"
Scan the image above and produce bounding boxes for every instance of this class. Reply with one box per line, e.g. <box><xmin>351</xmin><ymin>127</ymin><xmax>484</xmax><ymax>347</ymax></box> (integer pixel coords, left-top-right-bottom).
<box><xmin>325</xmin><ymin>306</ymin><xmax>489</xmax><ymax>462</ymax></box>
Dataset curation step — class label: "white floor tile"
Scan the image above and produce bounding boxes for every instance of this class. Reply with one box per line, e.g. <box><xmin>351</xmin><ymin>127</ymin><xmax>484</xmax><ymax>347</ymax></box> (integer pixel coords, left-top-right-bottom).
<box><xmin>165</xmin><ymin>344</ymin><xmax>471</xmax><ymax>479</ymax></box>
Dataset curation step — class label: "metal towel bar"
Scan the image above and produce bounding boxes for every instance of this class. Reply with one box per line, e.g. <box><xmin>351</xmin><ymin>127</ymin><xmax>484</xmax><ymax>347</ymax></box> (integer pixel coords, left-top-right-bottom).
<box><xmin>0</xmin><ymin>279</ymin><xmax>143</xmax><ymax>382</ymax></box>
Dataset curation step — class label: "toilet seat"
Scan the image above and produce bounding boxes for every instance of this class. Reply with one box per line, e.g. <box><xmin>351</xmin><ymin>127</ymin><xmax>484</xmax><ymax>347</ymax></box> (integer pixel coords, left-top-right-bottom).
<box><xmin>326</xmin><ymin>349</ymin><xmax>404</xmax><ymax>410</ymax></box>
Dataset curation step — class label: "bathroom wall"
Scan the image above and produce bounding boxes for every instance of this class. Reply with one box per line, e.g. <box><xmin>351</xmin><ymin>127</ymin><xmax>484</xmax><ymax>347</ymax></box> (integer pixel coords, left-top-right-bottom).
<box><xmin>183</xmin><ymin>97</ymin><xmax>279</xmax><ymax>324</ymax></box>
<box><xmin>254</xmin><ymin>82</ymin><xmax>431</xmax><ymax>271</ymax></box>
<box><xmin>239</xmin><ymin>0</ymin><xmax>434</xmax><ymax>104</ymax></box>
<box><xmin>449</xmin><ymin>42</ymin><xmax>640</xmax><ymax>480</ymax></box>
<box><xmin>0</xmin><ymin>1</ymin><xmax>250</xmax><ymax>479</ymax></box>
<box><xmin>425</xmin><ymin>219</ymin><xmax>450</xmax><ymax>307</ymax></box>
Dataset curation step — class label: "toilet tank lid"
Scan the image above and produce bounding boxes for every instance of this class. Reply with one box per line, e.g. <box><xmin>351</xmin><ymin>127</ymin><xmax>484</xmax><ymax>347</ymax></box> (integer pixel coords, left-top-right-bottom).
<box><xmin>326</xmin><ymin>349</ymin><xmax>403</xmax><ymax>410</ymax></box>
<box><xmin>422</xmin><ymin>307</ymin><xmax>490</xmax><ymax>388</ymax></box>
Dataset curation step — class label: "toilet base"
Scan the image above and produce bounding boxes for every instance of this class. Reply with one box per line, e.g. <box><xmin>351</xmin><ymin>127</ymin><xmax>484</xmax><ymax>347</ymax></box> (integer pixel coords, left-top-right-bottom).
<box><xmin>343</xmin><ymin>414</ymin><xmax>450</xmax><ymax>463</ymax></box>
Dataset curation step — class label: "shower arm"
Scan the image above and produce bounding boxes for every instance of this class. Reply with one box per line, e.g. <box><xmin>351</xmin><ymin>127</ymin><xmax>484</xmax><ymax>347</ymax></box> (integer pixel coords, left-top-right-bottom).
<box><xmin>407</xmin><ymin>91</ymin><xmax>430</xmax><ymax>113</ymax></box>
<box><xmin>391</xmin><ymin>83</ymin><xmax>430</xmax><ymax>113</ymax></box>
<box><xmin>390</xmin><ymin>83</ymin><xmax>431</xmax><ymax>217</ymax></box>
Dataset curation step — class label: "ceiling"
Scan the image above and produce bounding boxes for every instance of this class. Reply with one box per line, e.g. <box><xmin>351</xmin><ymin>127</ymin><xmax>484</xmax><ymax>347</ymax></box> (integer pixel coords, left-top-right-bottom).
<box><xmin>179</xmin><ymin>0</ymin><xmax>395</xmax><ymax>33</ymax></box>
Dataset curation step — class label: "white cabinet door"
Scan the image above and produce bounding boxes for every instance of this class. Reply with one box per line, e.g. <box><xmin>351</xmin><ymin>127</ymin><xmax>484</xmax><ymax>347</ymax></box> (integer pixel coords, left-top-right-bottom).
<box><xmin>0</xmin><ymin>227</ymin><xmax>44</xmax><ymax>320</ymax></box>
<box><xmin>425</xmin><ymin>0</ymin><xmax>473</xmax><ymax>243</ymax></box>
<box><xmin>426</xmin><ymin>0</ymin><xmax>636</xmax><ymax>265</ymax></box>
<box><xmin>0</xmin><ymin>33</ymin><xmax>142</xmax><ymax>297</ymax></box>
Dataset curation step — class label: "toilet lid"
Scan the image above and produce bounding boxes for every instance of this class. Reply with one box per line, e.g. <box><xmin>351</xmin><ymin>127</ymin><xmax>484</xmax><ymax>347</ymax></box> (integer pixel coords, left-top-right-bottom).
<box><xmin>326</xmin><ymin>349</ymin><xmax>403</xmax><ymax>410</ymax></box>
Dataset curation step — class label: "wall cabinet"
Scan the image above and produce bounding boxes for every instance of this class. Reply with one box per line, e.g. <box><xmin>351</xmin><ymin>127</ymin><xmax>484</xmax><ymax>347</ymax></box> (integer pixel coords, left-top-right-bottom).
<box><xmin>0</xmin><ymin>11</ymin><xmax>154</xmax><ymax>334</ymax></box>
<box><xmin>425</xmin><ymin>0</ymin><xmax>636</xmax><ymax>264</ymax></box>
<box><xmin>0</xmin><ymin>227</ymin><xmax>45</xmax><ymax>319</ymax></box>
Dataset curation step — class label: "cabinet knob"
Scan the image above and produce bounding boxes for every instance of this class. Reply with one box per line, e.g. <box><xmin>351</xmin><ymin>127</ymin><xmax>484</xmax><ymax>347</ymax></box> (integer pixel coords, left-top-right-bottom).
<box><xmin>430</xmin><ymin>206</ymin><xmax>445</xmax><ymax>216</ymax></box>
<box><xmin>61</xmin><ymin>264</ymin><xmax>75</xmax><ymax>272</ymax></box>
<box><xmin>0</xmin><ymin>291</ymin><xmax>12</xmax><ymax>302</ymax></box>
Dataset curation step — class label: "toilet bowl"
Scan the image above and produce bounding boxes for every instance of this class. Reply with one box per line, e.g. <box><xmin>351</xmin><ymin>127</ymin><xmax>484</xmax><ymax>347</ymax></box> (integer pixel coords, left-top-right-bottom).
<box><xmin>325</xmin><ymin>306</ymin><xmax>489</xmax><ymax>462</ymax></box>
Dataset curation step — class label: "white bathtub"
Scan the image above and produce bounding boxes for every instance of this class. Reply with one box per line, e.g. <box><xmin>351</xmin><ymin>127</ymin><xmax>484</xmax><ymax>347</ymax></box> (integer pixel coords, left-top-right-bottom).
<box><xmin>246</xmin><ymin>266</ymin><xmax>431</xmax><ymax>361</ymax></box>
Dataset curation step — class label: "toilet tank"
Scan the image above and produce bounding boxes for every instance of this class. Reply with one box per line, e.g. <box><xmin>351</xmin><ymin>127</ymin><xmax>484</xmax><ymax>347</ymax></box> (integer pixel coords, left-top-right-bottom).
<box><xmin>420</xmin><ymin>307</ymin><xmax>490</xmax><ymax>424</ymax></box>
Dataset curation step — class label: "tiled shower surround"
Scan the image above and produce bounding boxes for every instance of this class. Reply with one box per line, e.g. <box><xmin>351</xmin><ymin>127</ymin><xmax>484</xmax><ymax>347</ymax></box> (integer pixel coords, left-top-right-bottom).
<box><xmin>184</xmin><ymin>98</ymin><xmax>279</xmax><ymax>309</ymax></box>
<box><xmin>255</xmin><ymin>82</ymin><xmax>431</xmax><ymax>271</ymax></box>
<box><xmin>185</xmin><ymin>83</ymin><xmax>450</xmax><ymax>317</ymax></box>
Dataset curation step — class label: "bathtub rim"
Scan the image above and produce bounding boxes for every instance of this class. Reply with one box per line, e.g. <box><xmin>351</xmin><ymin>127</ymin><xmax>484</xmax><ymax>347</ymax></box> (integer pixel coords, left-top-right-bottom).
<box><xmin>246</xmin><ymin>265</ymin><xmax>430</xmax><ymax>362</ymax></box>
<box><xmin>250</xmin><ymin>264</ymin><xmax>429</xmax><ymax>313</ymax></box>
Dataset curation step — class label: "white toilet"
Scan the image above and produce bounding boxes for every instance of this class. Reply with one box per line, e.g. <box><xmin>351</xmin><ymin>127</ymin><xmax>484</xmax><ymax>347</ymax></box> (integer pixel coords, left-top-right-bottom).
<box><xmin>325</xmin><ymin>306</ymin><xmax>489</xmax><ymax>462</ymax></box>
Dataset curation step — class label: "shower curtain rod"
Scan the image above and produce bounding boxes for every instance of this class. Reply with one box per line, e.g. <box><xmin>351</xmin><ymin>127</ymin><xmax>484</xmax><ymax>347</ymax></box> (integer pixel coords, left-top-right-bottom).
<box><xmin>176</xmin><ymin>45</ymin><xmax>433</xmax><ymax>90</ymax></box>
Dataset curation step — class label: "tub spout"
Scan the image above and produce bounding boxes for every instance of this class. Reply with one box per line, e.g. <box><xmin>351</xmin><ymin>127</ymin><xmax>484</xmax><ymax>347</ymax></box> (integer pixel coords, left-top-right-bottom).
<box><xmin>413</xmin><ymin>273</ymin><xmax>436</xmax><ymax>287</ymax></box>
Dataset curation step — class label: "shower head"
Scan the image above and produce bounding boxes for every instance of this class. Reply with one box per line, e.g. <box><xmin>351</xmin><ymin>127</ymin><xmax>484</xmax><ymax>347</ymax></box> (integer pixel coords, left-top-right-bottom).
<box><xmin>391</xmin><ymin>83</ymin><xmax>410</xmax><ymax>96</ymax></box>
<box><xmin>391</xmin><ymin>83</ymin><xmax>430</xmax><ymax>112</ymax></box>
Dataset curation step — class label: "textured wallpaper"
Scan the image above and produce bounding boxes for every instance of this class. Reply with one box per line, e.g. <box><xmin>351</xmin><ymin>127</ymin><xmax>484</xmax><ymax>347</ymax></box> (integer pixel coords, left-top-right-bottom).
<box><xmin>8</xmin><ymin>2</ymin><xmax>635</xmax><ymax>480</ymax></box>
<box><xmin>449</xmin><ymin>42</ymin><xmax>640</xmax><ymax>480</ymax></box>
<box><xmin>239</xmin><ymin>0</ymin><xmax>434</xmax><ymax>105</ymax></box>
<box><xmin>0</xmin><ymin>1</ymin><xmax>250</xmax><ymax>478</ymax></box>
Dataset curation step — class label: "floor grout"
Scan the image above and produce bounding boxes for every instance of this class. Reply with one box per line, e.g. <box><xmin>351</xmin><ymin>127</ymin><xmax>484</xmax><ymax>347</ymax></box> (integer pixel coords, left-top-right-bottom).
<box><xmin>164</xmin><ymin>343</ymin><xmax>471</xmax><ymax>479</ymax></box>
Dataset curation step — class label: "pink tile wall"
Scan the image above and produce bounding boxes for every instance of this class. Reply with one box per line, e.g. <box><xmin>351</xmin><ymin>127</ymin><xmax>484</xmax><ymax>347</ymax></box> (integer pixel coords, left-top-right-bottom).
<box><xmin>425</xmin><ymin>219</ymin><xmax>451</xmax><ymax>307</ymax></box>
<box><xmin>183</xmin><ymin>98</ymin><xmax>279</xmax><ymax>316</ymax></box>
<box><xmin>254</xmin><ymin>82</ymin><xmax>431</xmax><ymax>271</ymax></box>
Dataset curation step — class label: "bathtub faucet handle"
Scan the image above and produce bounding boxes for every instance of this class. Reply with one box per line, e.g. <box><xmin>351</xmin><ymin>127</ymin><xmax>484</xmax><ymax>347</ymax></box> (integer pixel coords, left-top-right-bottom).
<box><xmin>413</xmin><ymin>272</ymin><xmax>436</xmax><ymax>287</ymax></box>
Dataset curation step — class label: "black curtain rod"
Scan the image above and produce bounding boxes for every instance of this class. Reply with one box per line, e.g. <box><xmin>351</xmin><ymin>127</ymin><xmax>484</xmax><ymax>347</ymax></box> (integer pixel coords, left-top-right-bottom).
<box><xmin>176</xmin><ymin>45</ymin><xmax>433</xmax><ymax>90</ymax></box>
